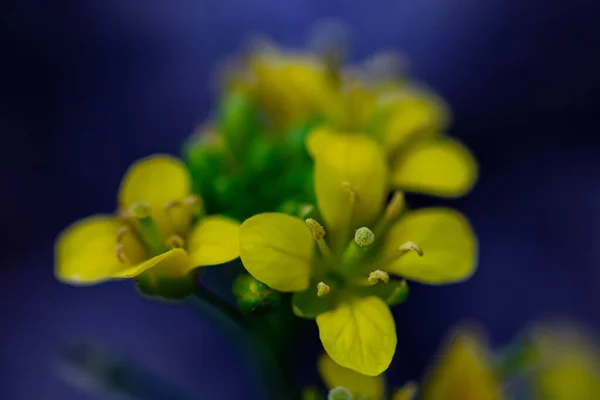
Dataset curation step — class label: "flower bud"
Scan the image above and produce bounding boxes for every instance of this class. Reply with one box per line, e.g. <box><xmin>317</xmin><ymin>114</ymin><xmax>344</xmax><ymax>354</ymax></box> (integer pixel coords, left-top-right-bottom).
<box><xmin>233</xmin><ymin>274</ymin><xmax>280</xmax><ymax>313</ymax></box>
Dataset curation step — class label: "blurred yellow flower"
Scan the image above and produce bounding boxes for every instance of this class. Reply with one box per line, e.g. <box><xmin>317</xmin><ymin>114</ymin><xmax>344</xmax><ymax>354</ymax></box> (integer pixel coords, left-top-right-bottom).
<box><xmin>529</xmin><ymin>324</ymin><xmax>600</xmax><ymax>400</ymax></box>
<box><xmin>239</xmin><ymin>133</ymin><xmax>477</xmax><ymax>375</ymax></box>
<box><xmin>232</xmin><ymin>42</ymin><xmax>477</xmax><ymax>198</ymax></box>
<box><xmin>55</xmin><ymin>155</ymin><xmax>240</xmax><ymax>298</ymax></box>
<box><xmin>421</xmin><ymin>327</ymin><xmax>503</xmax><ymax>400</ymax></box>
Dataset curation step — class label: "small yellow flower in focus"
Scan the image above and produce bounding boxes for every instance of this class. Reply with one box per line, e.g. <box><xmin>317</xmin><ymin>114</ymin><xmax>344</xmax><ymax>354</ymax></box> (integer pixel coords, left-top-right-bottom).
<box><xmin>55</xmin><ymin>155</ymin><xmax>240</xmax><ymax>299</ymax></box>
<box><xmin>239</xmin><ymin>133</ymin><xmax>477</xmax><ymax>376</ymax></box>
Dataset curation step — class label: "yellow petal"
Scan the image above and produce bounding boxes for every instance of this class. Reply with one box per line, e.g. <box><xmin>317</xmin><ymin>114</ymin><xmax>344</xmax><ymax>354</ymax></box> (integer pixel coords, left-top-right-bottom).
<box><xmin>391</xmin><ymin>138</ymin><xmax>477</xmax><ymax>197</ymax></box>
<box><xmin>239</xmin><ymin>213</ymin><xmax>314</xmax><ymax>292</ymax></box>
<box><xmin>421</xmin><ymin>328</ymin><xmax>502</xmax><ymax>400</ymax></box>
<box><xmin>316</xmin><ymin>296</ymin><xmax>396</xmax><ymax>376</ymax></box>
<box><xmin>318</xmin><ymin>353</ymin><xmax>385</xmax><ymax>400</ymax></box>
<box><xmin>55</xmin><ymin>216</ymin><xmax>139</xmax><ymax>285</ymax></box>
<box><xmin>383</xmin><ymin>208</ymin><xmax>477</xmax><ymax>284</ymax></box>
<box><xmin>380</xmin><ymin>86</ymin><xmax>449</xmax><ymax>155</ymax></box>
<box><xmin>187</xmin><ymin>216</ymin><xmax>240</xmax><ymax>267</ymax></box>
<box><xmin>308</xmin><ymin>128</ymin><xmax>388</xmax><ymax>248</ymax></box>
<box><xmin>118</xmin><ymin>154</ymin><xmax>191</xmax><ymax>235</ymax></box>
<box><xmin>114</xmin><ymin>248</ymin><xmax>189</xmax><ymax>278</ymax></box>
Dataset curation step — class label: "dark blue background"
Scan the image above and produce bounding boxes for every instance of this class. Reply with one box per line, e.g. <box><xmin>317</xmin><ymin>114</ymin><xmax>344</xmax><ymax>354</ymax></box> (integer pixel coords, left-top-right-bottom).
<box><xmin>2</xmin><ymin>1</ymin><xmax>600</xmax><ymax>398</ymax></box>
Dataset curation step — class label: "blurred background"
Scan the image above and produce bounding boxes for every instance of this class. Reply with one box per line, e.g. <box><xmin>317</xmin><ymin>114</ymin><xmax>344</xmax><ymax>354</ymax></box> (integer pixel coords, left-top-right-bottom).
<box><xmin>2</xmin><ymin>0</ymin><xmax>600</xmax><ymax>398</ymax></box>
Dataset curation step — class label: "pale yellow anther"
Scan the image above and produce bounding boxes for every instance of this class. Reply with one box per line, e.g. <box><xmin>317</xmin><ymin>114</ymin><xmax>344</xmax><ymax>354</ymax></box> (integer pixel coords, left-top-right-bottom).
<box><xmin>167</xmin><ymin>234</ymin><xmax>185</xmax><ymax>249</ymax></box>
<box><xmin>305</xmin><ymin>218</ymin><xmax>326</xmax><ymax>241</ymax></box>
<box><xmin>385</xmin><ymin>191</ymin><xmax>405</xmax><ymax>220</ymax></box>
<box><xmin>399</xmin><ymin>241</ymin><xmax>423</xmax><ymax>257</ymax></box>
<box><xmin>183</xmin><ymin>195</ymin><xmax>204</xmax><ymax>216</ymax></box>
<box><xmin>368</xmin><ymin>269</ymin><xmax>390</xmax><ymax>284</ymax></box>
<box><xmin>116</xmin><ymin>225</ymin><xmax>129</xmax><ymax>243</ymax></box>
<box><xmin>317</xmin><ymin>282</ymin><xmax>331</xmax><ymax>297</ymax></box>
<box><xmin>129</xmin><ymin>201</ymin><xmax>151</xmax><ymax>219</ymax></box>
<box><xmin>115</xmin><ymin>244</ymin><xmax>129</xmax><ymax>264</ymax></box>
<box><xmin>164</xmin><ymin>199</ymin><xmax>181</xmax><ymax>210</ymax></box>
<box><xmin>341</xmin><ymin>182</ymin><xmax>360</xmax><ymax>203</ymax></box>
<box><xmin>354</xmin><ymin>227</ymin><xmax>375</xmax><ymax>247</ymax></box>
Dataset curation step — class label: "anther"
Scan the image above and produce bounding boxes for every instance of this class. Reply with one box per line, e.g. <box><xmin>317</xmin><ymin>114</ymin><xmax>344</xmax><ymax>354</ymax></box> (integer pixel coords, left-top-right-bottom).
<box><xmin>385</xmin><ymin>191</ymin><xmax>405</xmax><ymax>220</ymax></box>
<box><xmin>164</xmin><ymin>200</ymin><xmax>181</xmax><ymax>210</ymax></box>
<box><xmin>167</xmin><ymin>234</ymin><xmax>185</xmax><ymax>249</ymax></box>
<box><xmin>115</xmin><ymin>244</ymin><xmax>128</xmax><ymax>264</ymax></box>
<box><xmin>399</xmin><ymin>241</ymin><xmax>424</xmax><ymax>257</ymax></box>
<box><xmin>354</xmin><ymin>227</ymin><xmax>375</xmax><ymax>247</ymax></box>
<box><xmin>306</xmin><ymin>218</ymin><xmax>326</xmax><ymax>241</ymax></box>
<box><xmin>317</xmin><ymin>282</ymin><xmax>331</xmax><ymax>297</ymax></box>
<box><xmin>368</xmin><ymin>269</ymin><xmax>390</xmax><ymax>284</ymax></box>
<box><xmin>116</xmin><ymin>225</ymin><xmax>129</xmax><ymax>242</ymax></box>
<box><xmin>183</xmin><ymin>195</ymin><xmax>204</xmax><ymax>216</ymax></box>
<box><xmin>341</xmin><ymin>182</ymin><xmax>360</xmax><ymax>203</ymax></box>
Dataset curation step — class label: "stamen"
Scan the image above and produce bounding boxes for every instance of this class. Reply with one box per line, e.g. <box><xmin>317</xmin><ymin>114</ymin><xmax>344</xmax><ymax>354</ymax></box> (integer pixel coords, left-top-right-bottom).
<box><xmin>385</xmin><ymin>280</ymin><xmax>409</xmax><ymax>306</ymax></box>
<box><xmin>183</xmin><ymin>195</ymin><xmax>204</xmax><ymax>217</ymax></box>
<box><xmin>167</xmin><ymin>234</ymin><xmax>185</xmax><ymax>249</ymax></box>
<box><xmin>164</xmin><ymin>200</ymin><xmax>181</xmax><ymax>210</ymax></box>
<box><xmin>115</xmin><ymin>244</ymin><xmax>129</xmax><ymax>264</ymax></box>
<box><xmin>129</xmin><ymin>202</ymin><xmax>169</xmax><ymax>256</ymax></box>
<box><xmin>305</xmin><ymin>218</ymin><xmax>325</xmax><ymax>240</ymax></box>
<box><xmin>305</xmin><ymin>218</ymin><xmax>333</xmax><ymax>259</ymax></box>
<box><xmin>116</xmin><ymin>225</ymin><xmax>129</xmax><ymax>242</ymax></box>
<box><xmin>399</xmin><ymin>241</ymin><xmax>424</xmax><ymax>257</ymax></box>
<box><xmin>385</xmin><ymin>191</ymin><xmax>405</xmax><ymax>220</ymax></box>
<box><xmin>374</xmin><ymin>191</ymin><xmax>405</xmax><ymax>237</ymax></box>
<box><xmin>368</xmin><ymin>269</ymin><xmax>390</xmax><ymax>284</ymax></box>
<box><xmin>317</xmin><ymin>282</ymin><xmax>331</xmax><ymax>297</ymax></box>
<box><xmin>341</xmin><ymin>182</ymin><xmax>360</xmax><ymax>203</ymax></box>
<box><xmin>354</xmin><ymin>227</ymin><xmax>375</xmax><ymax>247</ymax></box>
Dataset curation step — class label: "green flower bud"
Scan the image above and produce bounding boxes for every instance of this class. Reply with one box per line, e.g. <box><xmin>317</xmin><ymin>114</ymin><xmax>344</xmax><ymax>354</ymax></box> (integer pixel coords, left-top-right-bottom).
<box><xmin>233</xmin><ymin>274</ymin><xmax>281</xmax><ymax>313</ymax></box>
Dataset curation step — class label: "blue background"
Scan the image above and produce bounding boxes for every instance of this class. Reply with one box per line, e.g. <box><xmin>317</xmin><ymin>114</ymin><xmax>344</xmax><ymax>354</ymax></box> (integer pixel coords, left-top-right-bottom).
<box><xmin>2</xmin><ymin>0</ymin><xmax>600</xmax><ymax>398</ymax></box>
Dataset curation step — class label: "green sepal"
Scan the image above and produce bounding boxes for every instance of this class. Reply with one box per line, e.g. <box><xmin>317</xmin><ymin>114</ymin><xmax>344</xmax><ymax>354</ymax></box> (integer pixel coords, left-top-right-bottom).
<box><xmin>232</xmin><ymin>274</ymin><xmax>281</xmax><ymax>313</ymax></box>
<box><xmin>355</xmin><ymin>279</ymin><xmax>409</xmax><ymax>306</ymax></box>
<box><xmin>292</xmin><ymin>282</ymin><xmax>337</xmax><ymax>319</ymax></box>
<box><xmin>135</xmin><ymin>272</ymin><xmax>195</xmax><ymax>301</ymax></box>
<box><xmin>218</xmin><ymin>90</ymin><xmax>260</xmax><ymax>159</ymax></box>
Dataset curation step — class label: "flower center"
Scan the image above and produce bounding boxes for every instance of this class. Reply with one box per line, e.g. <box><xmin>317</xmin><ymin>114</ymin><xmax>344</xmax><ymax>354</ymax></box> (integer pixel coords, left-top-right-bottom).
<box><xmin>304</xmin><ymin>189</ymin><xmax>422</xmax><ymax>297</ymax></box>
<box><xmin>114</xmin><ymin>196</ymin><xmax>204</xmax><ymax>264</ymax></box>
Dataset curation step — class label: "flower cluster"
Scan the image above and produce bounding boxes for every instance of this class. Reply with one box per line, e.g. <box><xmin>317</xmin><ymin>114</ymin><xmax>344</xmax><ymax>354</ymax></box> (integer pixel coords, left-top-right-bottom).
<box><xmin>55</xmin><ymin>25</ymin><xmax>482</xmax><ymax>396</ymax></box>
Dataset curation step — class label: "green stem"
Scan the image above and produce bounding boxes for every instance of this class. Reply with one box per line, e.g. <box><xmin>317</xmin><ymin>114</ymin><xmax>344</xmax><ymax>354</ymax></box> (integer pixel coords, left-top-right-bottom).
<box><xmin>188</xmin><ymin>287</ymin><xmax>294</xmax><ymax>400</ymax></box>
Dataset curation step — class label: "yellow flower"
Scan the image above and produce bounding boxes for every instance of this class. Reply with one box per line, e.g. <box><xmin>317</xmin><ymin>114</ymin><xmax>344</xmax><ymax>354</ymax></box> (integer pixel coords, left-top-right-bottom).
<box><xmin>55</xmin><ymin>155</ymin><xmax>240</xmax><ymax>298</ymax></box>
<box><xmin>420</xmin><ymin>327</ymin><xmax>503</xmax><ymax>400</ymax></box>
<box><xmin>529</xmin><ymin>324</ymin><xmax>600</xmax><ymax>400</ymax></box>
<box><xmin>230</xmin><ymin>45</ymin><xmax>341</xmax><ymax>129</ymax></box>
<box><xmin>239</xmin><ymin>134</ymin><xmax>477</xmax><ymax>375</ymax></box>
